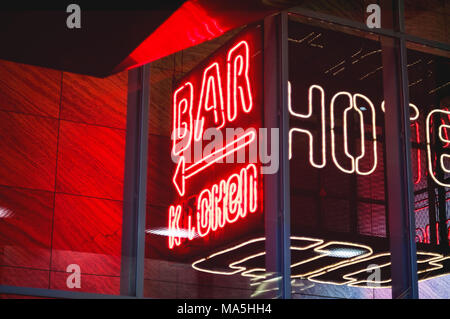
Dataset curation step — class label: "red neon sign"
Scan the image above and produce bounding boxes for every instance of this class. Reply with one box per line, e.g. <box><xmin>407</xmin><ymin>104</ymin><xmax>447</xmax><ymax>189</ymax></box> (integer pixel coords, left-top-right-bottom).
<box><xmin>415</xmin><ymin>219</ymin><xmax>450</xmax><ymax>245</ymax></box>
<box><xmin>172</xmin><ymin>82</ymin><xmax>194</xmax><ymax>155</ymax></box>
<box><xmin>173</xmin><ymin>40</ymin><xmax>255</xmax><ymax>155</ymax></box>
<box><xmin>167</xmin><ymin>28</ymin><xmax>262</xmax><ymax>250</ymax></box>
<box><xmin>227</xmin><ymin>40</ymin><xmax>253</xmax><ymax>122</ymax></box>
<box><xmin>169</xmin><ymin>164</ymin><xmax>259</xmax><ymax>248</ymax></box>
<box><xmin>411</xmin><ymin>122</ymin><xmax>422</xmax><ymax>185</ymax></box>
<box><xmin>171</xmin><ymin>38</ymin><xmax>257</xmax><ymax>197</ymax></box>
<box><xmin>194</xmin><ymin>62</ymin><xmax>226</xmax><ymax>141</ymax></box>
<box><xmin>173</xmin><ymin>130</ymin><xmax>256</xmax><ymax>196</ymax></box>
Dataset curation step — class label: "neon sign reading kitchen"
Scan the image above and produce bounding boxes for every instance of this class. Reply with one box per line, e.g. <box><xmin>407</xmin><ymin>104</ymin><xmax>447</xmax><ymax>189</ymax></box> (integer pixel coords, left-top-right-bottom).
<box><xmin>168</xmin><ymin>39</ymin><xmax>259</xmax><ymax>249</ymax></box>
<box><xmin>288</xmin><ymin>81</ymin><xmax>450</xmax><ymax>185</ymax></box>
<box><xmin>169</xmin><ymin>164</ymin><xmax>258</xmax><ymax>249</ymax></box>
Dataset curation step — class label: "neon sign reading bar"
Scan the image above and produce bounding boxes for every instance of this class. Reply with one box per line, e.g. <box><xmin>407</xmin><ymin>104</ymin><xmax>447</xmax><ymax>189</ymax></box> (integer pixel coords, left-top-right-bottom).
<box><xmin>168</xmin><ymin>36</ymin><xmax>260</xmax><ymax>249</ymax></box>
<box><xmin>173</xmin><ymin>40</ymin><xmax>253</xmax><ymax>155</ymax></box>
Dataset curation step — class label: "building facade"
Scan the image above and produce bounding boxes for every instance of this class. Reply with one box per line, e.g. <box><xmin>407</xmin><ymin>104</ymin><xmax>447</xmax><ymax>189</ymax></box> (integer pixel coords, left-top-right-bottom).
<box><xmin>0</xmin><ymin>1</ymin><xmax>449</xmax><ymax>299</ymax></box>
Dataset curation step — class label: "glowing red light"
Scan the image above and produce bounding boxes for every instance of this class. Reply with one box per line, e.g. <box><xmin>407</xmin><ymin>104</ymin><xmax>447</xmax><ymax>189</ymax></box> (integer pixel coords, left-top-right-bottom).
<box><xmin>194</xmin><ymin>62</ymin><xmax>226</xmax><ymax>141</ymax></box>
<box><xmin>173</xmin><ymin>82</ymin><xmax>194</xmax><ymax>155</ymax></box>
<box><xmin>411</xmin><ymin>122</ymin><xmax>422</xmax><ymax>185</ymax></box>
<box><xmin>168</xmin><ymin>204</ymin><xmax>182</xmax><ymax>249</ymax></box>
<box><xmin>168</xmin><ymin>34</ymin><xmax>261</xmax><ymax>249</ymax></box>
<box><xmin>172</xmin><ymin>130</ymin><xmax>256</xmax><ymax>197</ymax></box>
<box><xmin>168</xmin><ymin>164</ymin><xmax>259</xmax><ymax>248</ymax></box>
<box><xmin>415</xmin><ymin>219</ymin><xmax>450</xmax><ymax>245</ymax></box>
<box><xmin>171</xmin><ymin>40</ymin><xmax>253</xmax><ymax>144</ymax></box>
<box><xmin>196</xmin><ymin>163</ymin><xmax>258</xmax><ymax>238</ymax></box>
<box><xmin>227</xmin><ymin>40</ymin><xmax>253</xmax><ymax>122</ymax></box>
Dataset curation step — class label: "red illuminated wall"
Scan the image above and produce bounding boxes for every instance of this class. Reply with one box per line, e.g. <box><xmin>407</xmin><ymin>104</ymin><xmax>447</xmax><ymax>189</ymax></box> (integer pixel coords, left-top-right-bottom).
<box><xmin>0</xmin><ymin>59</ymin><xmax>128</xmax><ymax>294</ymax></box>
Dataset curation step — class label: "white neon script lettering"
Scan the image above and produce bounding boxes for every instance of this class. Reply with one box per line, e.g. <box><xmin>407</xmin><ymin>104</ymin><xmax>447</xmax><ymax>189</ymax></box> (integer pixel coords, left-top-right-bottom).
<box><xmin>330</xmin><ymin>91</ymin><xmax>354</xmax><ymax>174</ymax></box>
<box><xmin>353</xmin><ymin>93</ymin><xmax>377</xmax><ymax>175</ymax></box>
<box><xmin>289</xmin><ymin>82</ymin><xmax>377</xmax><ymax>175</ymax></box>
<box><xmin>426</xmin><ymin>109</ymin><xmax>450</xmax><ymax>187</ymax></box>
<box><xmin>380</xmin><ymin>100</ymin><xmax>420</xmax><ymax>121</ymax></box>
<box><xmin>290</xmin><ymin>83</ymin><xmax>450</xmax><ymax>186</ymax></box>
<box><xmin>288</xmin><ymin>82</ymin><xmax>326</xmax><ymax>168</ymax></box>
<box><xmin>330</xmin><ymin>91</ymin><xmax>377</xmax><ymax>175</ymax></box>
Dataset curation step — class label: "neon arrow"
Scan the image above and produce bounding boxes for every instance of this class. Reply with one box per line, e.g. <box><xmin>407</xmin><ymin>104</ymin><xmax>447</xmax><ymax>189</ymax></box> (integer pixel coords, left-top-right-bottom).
<box><xmin>173</xmin><ymin>130</ymin><xmax>256</xmax><ymax>196</ymax></box>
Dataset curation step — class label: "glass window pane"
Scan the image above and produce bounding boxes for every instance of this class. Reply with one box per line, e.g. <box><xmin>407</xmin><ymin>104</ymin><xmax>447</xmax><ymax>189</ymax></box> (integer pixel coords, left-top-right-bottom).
<box><xmin>287</xmin><ymin>13</ymin><xmax>392</xmax><ymax>299</ymax></box>
<box><xmin>406</xmin><ymin>43</ymin><xmax>450</xmax><ymax>298</ymax></box>
<box><xmin>144</xmin><ymin>23</ymin><xmax>286</xmax><ymax>298</ymax></box>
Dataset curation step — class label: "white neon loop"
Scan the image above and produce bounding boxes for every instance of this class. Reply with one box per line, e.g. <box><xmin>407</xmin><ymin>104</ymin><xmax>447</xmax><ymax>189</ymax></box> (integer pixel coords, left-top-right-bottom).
<box><xmin>191</xmin><ymin>236</ymin><xmax>447</xmax><ymax>287</ymax></box>
<box><xmin>410</xmin><ymin>103</ymin><xmax>420</xmax><ymax>121</ymax></box>
<box><xmin>426</xmin><ymin>109</ymin><xmax>450</xmax><ymax>187</ymax></box>
<box><xmin>380</xmin><ymin>100</ymin><xmax>420</xmax><ymax>121</ymax></box>
<box><xmin>194</xmin><ymin>62</ymin><xmax>225</xmax><ymax>141</ymax></box>
<box><xmin>348</xmin><ymin>252</ymin><xmax>444</xmax><ymax>288</ymax></box>
<box><xmin>353</xmin><ymin>93</ymin><xmax>378</xmax><ymax>176</ymax></box>
<box><xmin>439</xmin><ymin>120</ymin><xmax>450</xmax><ymax>148</ymax></box>
<box><xmin>288</xmin><ymin>82</ymin><xmax>326</xmax><ymax>168</ymax></box>
<box><xmin>191</xmin><ymin>237</ymin><xmax>266</xmax><ymax>276</ymax></box>
<box><xmin>172</xmin><ymin>82</ymin><xmax>193</xmax><ymax>155</ymax></box>
<box><xmin>192</xmin><ymin>237</ymin><xmax>374</xmax><ymax>281</ymax></box>
<box><xmin>308</xmin><ymin>251</ymin><xmax>444</xmax><ymax>288</ymax></box>
<box><xmin>439</xmin><ymin>124</ymin><xmax>450</xmax><ymax>144</ymax></box>
<box><xmin>330</xmin><ymin>91</ymin><xmax>355</xmax><ymax>174</ymax></box>
<box><xmin>191</xmin><ymin>237</ymin><xmax>324</xmax><ymax>277</ymax></box>
<box><xmin>330</xmin><ymin>92</ymin><xmax>378</xmax><ymax>175</ymax></box>
<box><xmin>291</xmin><ymin>241</ymin><xmax>373</xmax><ymax>278</ymax></box>
<box><xmin>440</xmin><ymin>154</ymin><xmax>450</xmax><ymax>174</ymax></box>
<box><xmin>343</xmin><ymin>101</ymin><xmax>362</xmax><ymax>172</ymax></box>
<box><xmin>192</xmin><ymin>236</ymin><xmax>450</xmax><ymax>288</ymax></box>
<box><xmin>227</xmin><ymin>40</ymin><xmax>253</xmax><ymax>122</ymax></box>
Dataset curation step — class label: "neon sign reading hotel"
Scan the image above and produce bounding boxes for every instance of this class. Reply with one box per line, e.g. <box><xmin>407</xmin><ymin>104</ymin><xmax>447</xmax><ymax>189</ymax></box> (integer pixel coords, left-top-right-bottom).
<box><xmin>168</xmin><ymin>36</ymin><xmax>261</xmax><ymax>249</ymax></box>
<box><xmin>288</xmin><ymin>81</ymin><xmax>450</xmax><ymax>186</ymax></box>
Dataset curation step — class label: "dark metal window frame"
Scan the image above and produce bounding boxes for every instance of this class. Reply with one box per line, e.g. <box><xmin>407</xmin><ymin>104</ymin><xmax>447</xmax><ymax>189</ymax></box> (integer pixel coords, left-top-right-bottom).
<box><xmin>1</xmin><ymin>0</ymin><xmax>448</xmax><ymax>299</ymax></box>
<box><xmin>263</xmin><ymin>12</ymin><xmax>291</xmax><ymax>299</ymax></box>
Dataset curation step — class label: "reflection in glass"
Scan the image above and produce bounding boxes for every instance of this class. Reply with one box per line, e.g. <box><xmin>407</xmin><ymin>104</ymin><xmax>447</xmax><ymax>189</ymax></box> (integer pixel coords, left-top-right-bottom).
<box><xmin>407</xmin><ymin>44</ymin><xmax>450</xmax><ymax>298</ymax></box>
